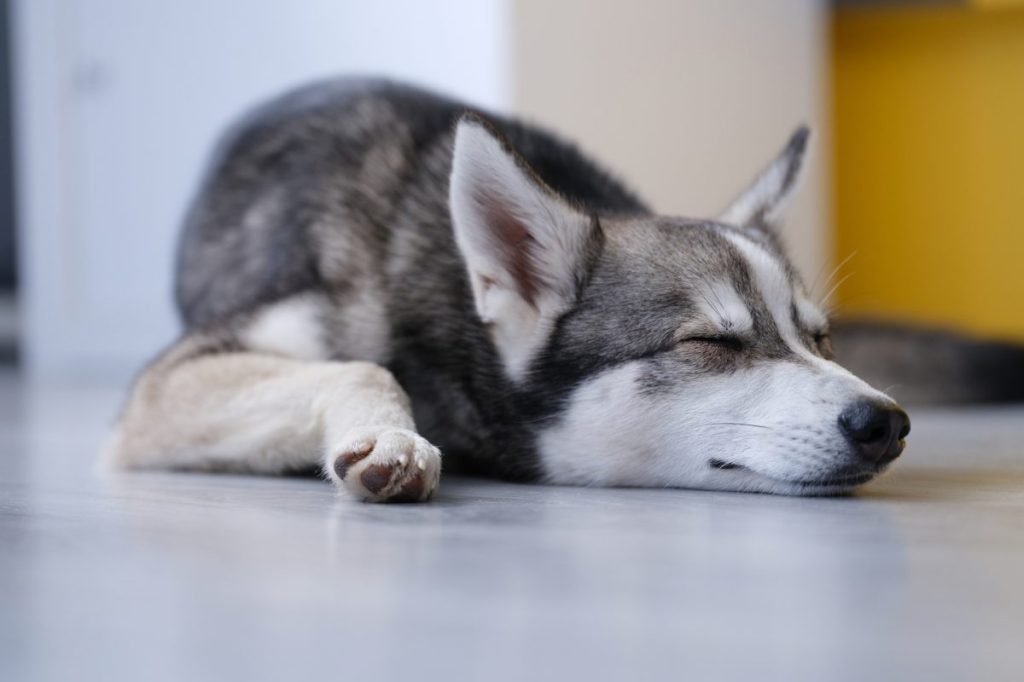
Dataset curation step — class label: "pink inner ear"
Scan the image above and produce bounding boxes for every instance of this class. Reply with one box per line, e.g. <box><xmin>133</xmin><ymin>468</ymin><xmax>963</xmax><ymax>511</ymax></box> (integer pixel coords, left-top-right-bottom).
<box><xmin>481</xmin><ymin>194</ymin><xmax>538</xmax><ymax>306</ymax></box>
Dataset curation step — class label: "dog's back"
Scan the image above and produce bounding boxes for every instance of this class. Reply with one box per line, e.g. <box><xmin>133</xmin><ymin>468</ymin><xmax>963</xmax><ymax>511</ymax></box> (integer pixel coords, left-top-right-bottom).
<box><xmin>175</xmin><ymin>78</ymin><xmax>645</xmax><ymax>332</ymax></box>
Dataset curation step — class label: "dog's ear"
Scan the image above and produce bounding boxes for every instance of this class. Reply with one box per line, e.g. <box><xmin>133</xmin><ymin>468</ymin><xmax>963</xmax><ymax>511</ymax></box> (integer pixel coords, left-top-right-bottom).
<box><xmin>449</xmin><ymin>114</ymin><xmax>597</xmax><ymax>380</ymax></box>
<box><xmin>719</xmin><ymin>126</ymin><xmax>810</xmax><ymax>231</ymax></box>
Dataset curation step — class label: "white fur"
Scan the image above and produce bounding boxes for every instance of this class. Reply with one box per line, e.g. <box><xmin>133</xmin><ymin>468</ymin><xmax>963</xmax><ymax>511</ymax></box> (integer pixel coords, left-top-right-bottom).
<box><xmin>795</xmin><ymin>295</ymin><xmax>828</xmax><ymax>332</ymax></box>
<box><xmin>104</xmin><ymin>344</ymin><xmax>441</xmax><ymax>501</ymax></box>
<box><xmin>699</xmin><ymin>279</ymin><xmax>754</xmax><ymax>334</ymax></box>
<box><xmin>720</xmin><ymin>131</ymin><xmax>809</xmax><ymax>229</ymax></box>
<box><xmin>719</xmin><ymin>156</ymin><xmax>793</xmax><ymax>227</ymax></box>
<box><xmin>540</xmin><ymin>356</ymin><xmax>890</xmax><ymax>495</ymax></box>
<box><xmin>449</xmin><ymin>118</ymin><xmax>591</xmax><ymax>381</ymax></box>
<box><xmin>241</xmin><ymin>294</ymin><xmax>329</xmax><ymax>361</ymax></box>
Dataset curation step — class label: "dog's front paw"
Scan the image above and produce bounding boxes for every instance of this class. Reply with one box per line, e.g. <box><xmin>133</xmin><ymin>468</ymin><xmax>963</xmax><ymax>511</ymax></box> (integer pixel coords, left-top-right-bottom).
<box><xmin>326</xmin><ymin>427</ymin><xmax>441</xmax><ymax>502</ymax></box>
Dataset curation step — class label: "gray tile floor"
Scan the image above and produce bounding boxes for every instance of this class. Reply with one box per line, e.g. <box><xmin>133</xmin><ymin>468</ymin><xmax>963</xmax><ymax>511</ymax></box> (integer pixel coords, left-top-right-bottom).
<box><xmin>2</xmin><ymin>370</ymin><xmax>1024</xmax><ymax>681</ymax></box>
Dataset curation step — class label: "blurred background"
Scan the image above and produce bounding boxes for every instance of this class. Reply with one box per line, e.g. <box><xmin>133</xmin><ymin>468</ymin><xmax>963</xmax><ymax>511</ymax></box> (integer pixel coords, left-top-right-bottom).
<box><xmin>2</xmin><ymin>0</ymin><xmax>1022</xmax><ymax>383</ymax></box>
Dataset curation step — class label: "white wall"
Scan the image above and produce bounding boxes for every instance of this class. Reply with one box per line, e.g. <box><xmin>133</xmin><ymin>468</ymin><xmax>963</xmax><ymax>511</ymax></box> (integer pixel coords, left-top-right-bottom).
<box><xmin>513</xmin><ymin>0</ymin><xmax>830</xmax><ymax>284</ymax></box>
<box><xmin>13</xmin><ymin>0</ymin><xmax>510</xmax><ymax>380</ymax></box>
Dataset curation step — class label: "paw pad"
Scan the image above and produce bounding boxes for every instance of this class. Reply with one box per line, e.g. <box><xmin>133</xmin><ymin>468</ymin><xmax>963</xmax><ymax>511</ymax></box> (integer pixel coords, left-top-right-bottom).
<box><xmin>327</xmin><ymin>427</ymin><xmax>441</xmax><ymax>503</ymax></box>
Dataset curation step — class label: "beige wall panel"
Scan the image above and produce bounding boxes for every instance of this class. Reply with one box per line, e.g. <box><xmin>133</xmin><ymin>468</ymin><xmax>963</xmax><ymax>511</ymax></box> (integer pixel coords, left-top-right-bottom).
<box><xmin>512</xmin><ymin>0</ymin><xmax>830</xmax><ymax>285</ymax></box>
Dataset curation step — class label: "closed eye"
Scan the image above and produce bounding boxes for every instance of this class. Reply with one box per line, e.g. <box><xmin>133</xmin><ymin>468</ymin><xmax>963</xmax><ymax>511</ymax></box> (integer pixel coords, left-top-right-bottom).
<box><xmin>813</xmin><ymin>330</ymin><xmax>834</xmax><ymax>358</ymax></box>
<box><xmin>684</xmin><ymin>336</ymin><xmax>745</xmax><ymax>352</ymax></box>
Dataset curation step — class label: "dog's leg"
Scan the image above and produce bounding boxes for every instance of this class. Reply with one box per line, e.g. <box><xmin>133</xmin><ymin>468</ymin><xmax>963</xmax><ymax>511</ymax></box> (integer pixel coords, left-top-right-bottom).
<box><xmin>104</xmin><ymin>334</ymin><xmax>441</xmax><ymax>502</ymax></box>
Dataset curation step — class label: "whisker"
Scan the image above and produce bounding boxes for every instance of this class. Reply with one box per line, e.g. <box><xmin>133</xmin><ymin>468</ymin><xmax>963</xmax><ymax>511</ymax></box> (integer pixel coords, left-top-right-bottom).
<box><xmin>814</xmin><ymin>250</ymin><xmax>858</xmax><ymax>298</ymax></box>
<box><xmin>706</xmin><ymin>422</ymin><xmax>775</xmax><ymax>431</ymax></box>
<box><xmin>819</xmin><ymin>271</ymin><xmax>855</xmax><ymax>307</ymax></box>
<box><xmin>709</xmin><ymin>285</ymin><xmax>728</xmax><ymax>318</ymax></box>
<box><xmin>699</xmin><ymin>290</ymin><xmax>723</xmax><ymax>319</ymax></box>
<box><xmin>807</xmin><ymin>261</ymin><xmax>830</xmax><ymax>301</ymax></box>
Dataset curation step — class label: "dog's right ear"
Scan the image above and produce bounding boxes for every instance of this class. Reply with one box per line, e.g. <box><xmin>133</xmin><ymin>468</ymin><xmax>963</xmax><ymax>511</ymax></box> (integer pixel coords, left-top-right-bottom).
<box><xmin>449</xmin><ymin>114</ymin><xmax>596</xmax><ymax>381</ymax></box>
<box><xmin>719</xmin><ymin>126</ymin><xmax>810</xmax><ymax>231</ymax></box>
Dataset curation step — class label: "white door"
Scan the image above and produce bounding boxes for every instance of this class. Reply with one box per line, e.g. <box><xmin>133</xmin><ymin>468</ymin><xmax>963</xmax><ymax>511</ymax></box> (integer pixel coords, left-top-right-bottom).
<box><xmin>14</xmin><ymin>0</ymin><xmax>509</xmax><ymax>381</ymax></box>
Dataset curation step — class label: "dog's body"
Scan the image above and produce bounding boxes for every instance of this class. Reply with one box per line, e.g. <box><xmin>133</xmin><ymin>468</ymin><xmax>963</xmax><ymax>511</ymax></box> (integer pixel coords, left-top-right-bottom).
<box><xmin>106</xmin><ymin>77</ymin><xmax>910</xmax><ymax>501</ymax></box>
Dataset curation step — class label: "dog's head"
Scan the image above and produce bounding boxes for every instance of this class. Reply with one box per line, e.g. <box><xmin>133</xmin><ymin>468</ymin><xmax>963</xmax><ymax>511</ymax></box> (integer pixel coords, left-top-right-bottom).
<box><xmin>449</xmin><ymin>116</ymin><xmax>909</xmax><ymax>495</ymax></box>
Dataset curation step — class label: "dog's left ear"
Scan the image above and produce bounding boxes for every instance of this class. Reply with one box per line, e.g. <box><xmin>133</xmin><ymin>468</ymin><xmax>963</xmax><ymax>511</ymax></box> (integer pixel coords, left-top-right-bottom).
<box><xmin>719</xmin><ymin>126</ymin><xmax>810</xmax><ymax>231</ymax></box>
<box><xmin>449</xmin><ymin>114</ymin><xmax>597</xmax><ymax>381</ymax></box>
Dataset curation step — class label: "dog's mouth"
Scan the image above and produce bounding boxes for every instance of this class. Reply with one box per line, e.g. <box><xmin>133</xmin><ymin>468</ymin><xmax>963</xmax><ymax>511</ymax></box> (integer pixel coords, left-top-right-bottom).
<box><xmin>708</xmin><ymin>459</ymin><xmax>877</xmax><ymax>491</ymax></box>
<box><xmin>710</xmin><ymin>459</ymin><xmax>742</xmax><ymax>471</ymax></box>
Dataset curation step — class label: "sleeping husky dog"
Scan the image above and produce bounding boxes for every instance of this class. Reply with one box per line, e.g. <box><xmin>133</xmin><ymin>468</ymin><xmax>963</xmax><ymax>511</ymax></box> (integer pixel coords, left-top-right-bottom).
<box><xmin>106</xmin><ymin>78</ymin><xmax>910</xmax><ymax>502</ymax></box>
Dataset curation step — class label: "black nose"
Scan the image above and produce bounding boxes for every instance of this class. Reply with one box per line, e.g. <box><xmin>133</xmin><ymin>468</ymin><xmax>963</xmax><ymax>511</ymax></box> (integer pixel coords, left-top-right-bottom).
<box><xmin>838</xmin><ymin>401</ymin><xmax>910</xmax><ymax>466</ymax></box>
